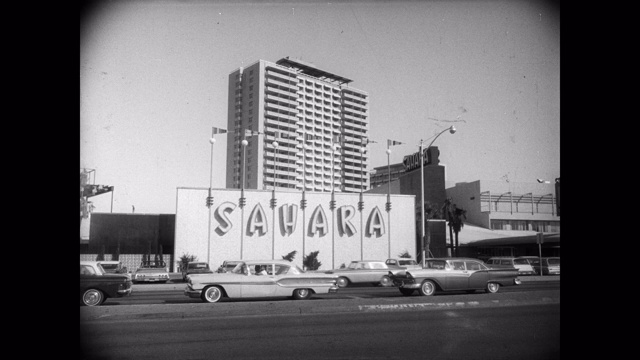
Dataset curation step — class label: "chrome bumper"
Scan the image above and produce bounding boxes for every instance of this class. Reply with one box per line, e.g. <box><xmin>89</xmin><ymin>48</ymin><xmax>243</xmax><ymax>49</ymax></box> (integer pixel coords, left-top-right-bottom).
<box><xmin>117</xmin><ymin>288</ymin><xmax>133</xmax><ymax>296</ymax></box>
<box><xmin>393</xmin><ymin>279</ymin><xmax>419</xmax><ymax>289</ymax></box>
<box><xmin>328</xmin><ymin>285</ymin><xmax>339</xmax><ymax>293</ymax></box>
<box><xmin>514</xmin><ymin>278</ymin><xmax>522</xmax><ymax>285</ymax></box>
<box><xmin>184</xmin><ymin>285</ymin><xmax>202</xmax><ymax>298</ymax></box>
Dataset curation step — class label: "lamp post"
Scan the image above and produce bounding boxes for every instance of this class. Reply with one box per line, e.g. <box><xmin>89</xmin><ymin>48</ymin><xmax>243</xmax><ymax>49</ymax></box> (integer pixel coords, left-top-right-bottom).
<box><xmin>359</xmin><ymin>145</ymin><xmax>366</xmax><ymax>261</ymax></box>
<box><xmin>271</xmin><ymin>139</ymin><xmax>279</xmax><ymax>259</ymax></box>
<box><xmin>420</xmin><ymin>125</ymin><xmax>456</xmax><ymax>267</ymax></box>
<box><xmin>206</xmin><ymin>134</ymin><xmax>216</xmax><ymax>265</ymax></box>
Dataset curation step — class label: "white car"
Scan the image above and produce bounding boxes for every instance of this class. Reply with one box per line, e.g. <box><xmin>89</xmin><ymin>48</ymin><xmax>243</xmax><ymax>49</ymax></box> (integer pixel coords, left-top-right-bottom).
<box><xmin>185</xmin><ymin>260</ymin><xmax>338</xmax><ymax>303</ymax></box>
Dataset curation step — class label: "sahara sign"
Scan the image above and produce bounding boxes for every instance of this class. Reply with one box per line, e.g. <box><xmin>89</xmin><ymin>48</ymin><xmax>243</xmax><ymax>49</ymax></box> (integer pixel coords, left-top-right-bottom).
<box><xmin>403</xmin><ymin>146</ymin><xmax>440</xmax><ymax>172</ymax></box>
<box><xmin>214</xmin><ymin>201</ymin><xmax>386</xmax><ymax>238</ymax></box>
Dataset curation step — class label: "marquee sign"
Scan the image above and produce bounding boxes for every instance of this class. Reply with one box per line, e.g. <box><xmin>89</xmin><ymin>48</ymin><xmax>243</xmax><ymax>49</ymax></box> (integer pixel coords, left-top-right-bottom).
<box><xmin>403</xmin><ymin>146</ymin><xmax>439</xmax><ymax>171</ymax></box>
<box><xmin>174</xmin><ymin>188</ymin><xmax>416</xmax><ymax>272</ymax></box>
<box><xmin>213</xmin><ymin>201</ymin><xmax>387</xmax><ymax>238</ymax></box>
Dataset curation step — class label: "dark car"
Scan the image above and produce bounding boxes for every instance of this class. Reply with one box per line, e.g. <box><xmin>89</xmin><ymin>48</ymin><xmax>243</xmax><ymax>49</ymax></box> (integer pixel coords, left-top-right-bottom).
<box><xmin>531</xmin><ymin>257</ymin><xmax>560</xmax><ymax>275</ymax></box>
<box><xmin>182</xmin><ymin>261</ymin><xmax>214</xmax><ymax>281</ymax></box>
<box><xmin>325</xmin><ymin>260</ymin><xmax>401</xmax><ymax>288</ymax></box>
<box><xmin>80</xmin><ymin>261</ymin><xmax>133</xmax><ymax>306</ymax></box>
<box><xmin>389</xmin><ymin>258</ymin><xmax>521</xmax><ymax>296</ymax></box>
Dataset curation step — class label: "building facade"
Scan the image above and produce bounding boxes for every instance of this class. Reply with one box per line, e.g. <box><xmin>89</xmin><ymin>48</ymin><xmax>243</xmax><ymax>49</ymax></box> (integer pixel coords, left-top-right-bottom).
<box><xmin>225</xmin><ymin>57</ymin><xmax>370</xmax><ymax>193</ymax></box>
<box><xmin>445</xmin><ymin>180</ymin><xmax>559</xmax><ymax>232</ymax></box>
<box><xmin>174</xmin><ymin>188</ymin><xmax>416</xmax><ymax>271</ymax></box>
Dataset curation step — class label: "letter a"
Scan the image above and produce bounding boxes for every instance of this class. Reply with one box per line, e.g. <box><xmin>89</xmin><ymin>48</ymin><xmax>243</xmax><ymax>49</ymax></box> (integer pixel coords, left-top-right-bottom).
<box><xmin>248</xmin><ymin>203</ymin><xmax>268</xmax><ymax>236</ymax></box>
<box><xmin>308</xmin><ymin>205</ymin><xmax>328</xmax><ymax>237</ymax></box>
<box><xmin>366</xmin><ymin>206</ymin><xmax>386</xmax><ymax>237</ymax></box>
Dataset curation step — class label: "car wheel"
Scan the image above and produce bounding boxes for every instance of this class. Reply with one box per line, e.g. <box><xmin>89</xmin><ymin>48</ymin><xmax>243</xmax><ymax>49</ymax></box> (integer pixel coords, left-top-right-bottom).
<box><xmin>379</xmin><ymin>275</ymin><xmax>392</xmax><ymax>287</ymax></box>
<box><xmin>485</xmin><ymin>282</ymin><xmax>500</xmax><ymax>293</ymax></box>
<box><xmin>418</xmin><ymin>280</ymin><xmax>436</xmax><ymax>296</ymax></box>
<box><xmin>336</xmin><ymin>277</ymin><xmax>349</xmax><ymax>288</ymax></box>
<box><xmin>293</xmin><ymin>288</ymin><xmax>311</xmax><ymax>300</ymax></box>
<box><xmin>399</xmin><ymin>288</ymin><xmax>414</xmax><ymax>296</ymax></box>
<box><xmin>202</xmin><ymin>286</ymin><xmax>223</xmax><ymax>303</ymax></box>
<box><xmin>82</xmin><ymin>289</ymin><xmax>104</xmax><ymax>306</ymax></box>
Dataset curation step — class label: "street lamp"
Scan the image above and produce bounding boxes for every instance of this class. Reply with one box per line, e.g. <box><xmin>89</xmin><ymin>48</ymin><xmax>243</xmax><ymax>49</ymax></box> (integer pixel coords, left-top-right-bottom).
<box><xmin>420</xmin><ymin>125</ymin><xmax>456</xmax><ymax>267</ymax></box>
<box><xmin>271</xmin><ymin>139</ymin><xmax>279</xmax><ymax>259</ymax></box>
<box><xmin>205</xmin><ymin>133</ymin><xmax>219</xmax><ymax>265</ymax></box>
<box><xmin>359</xmin><ymin>145</ymin><xmax>366</xmax><ymax>261</ymax></box>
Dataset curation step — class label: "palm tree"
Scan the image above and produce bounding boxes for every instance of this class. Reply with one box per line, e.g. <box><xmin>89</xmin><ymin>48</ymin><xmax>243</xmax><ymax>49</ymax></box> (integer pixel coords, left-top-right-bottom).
<box><xmin>451</xmin><ymin>205</ymin><xmax>467</xmax><ymax>257</ymax></box>
<box><xmin>303</xmin><ymin>251</ymin><xmax>322</xmax><ymax>271</ymax></box>
<box><xmin>423</xmin><ymin>200</ymin><xmax>441</xmax><ymax>259</ymax></box>
<box><xmin>441</xmin><ymin>198</ymin><xmax>455</xmax><ymax>255</ymax></box>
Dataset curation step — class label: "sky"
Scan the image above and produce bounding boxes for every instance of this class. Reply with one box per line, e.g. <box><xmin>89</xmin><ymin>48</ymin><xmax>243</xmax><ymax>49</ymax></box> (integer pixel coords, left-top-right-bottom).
<box><xmin>80</xmin><ymin>0</ymin><xmax>560</xmax><ymax>215</ymax></box>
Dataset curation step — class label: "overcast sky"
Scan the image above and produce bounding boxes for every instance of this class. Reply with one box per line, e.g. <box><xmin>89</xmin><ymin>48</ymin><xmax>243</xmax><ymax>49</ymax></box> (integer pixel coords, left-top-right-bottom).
<box><xmin>80</xmin><ymin>0</ymin><xmax>560</xmax><ymax>215</ymax></box>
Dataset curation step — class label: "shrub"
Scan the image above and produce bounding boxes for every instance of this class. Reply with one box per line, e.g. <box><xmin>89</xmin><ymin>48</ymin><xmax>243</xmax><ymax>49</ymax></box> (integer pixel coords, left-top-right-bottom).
<box><xmin>282</xmin><ymin>250</ymin><xmax>297</xmax><ymax>262</ymax></box>
<box><xmin>303</xmin><ymin>251</ymin><xmax>321</xmax><ymax>271</ymax></box>
<box><xmin>178</xmin><ymin>253</ymin><xmax>197</xmax><ymax>272</ymax></box>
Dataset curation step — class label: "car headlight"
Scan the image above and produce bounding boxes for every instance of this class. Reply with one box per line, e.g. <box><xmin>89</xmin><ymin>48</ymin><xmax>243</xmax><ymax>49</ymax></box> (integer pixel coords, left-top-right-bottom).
<box><xmin>405</xmin><ymin>272</ymin><xmax>413</xmax><ymax>279</ymax></box>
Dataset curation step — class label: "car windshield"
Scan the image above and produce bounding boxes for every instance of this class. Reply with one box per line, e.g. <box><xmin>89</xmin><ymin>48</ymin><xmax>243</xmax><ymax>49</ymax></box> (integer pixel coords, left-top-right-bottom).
<box><xmin>513</xmin><ymin>259</ymin><xmax>530</xmax><ymax>265</ymax></box>
<box><xmin>189</xmin><ymin>263</ymin><xmax>209</xmax><ymax>270</ymax></box>
<box><xmin>399</xmin><ymin>260</ymin><xmax>417</xmax><ymax>266</ymax></box>
<box><xmin>425</xmin><ymin>260</ymin><xmax>447</xmax><ymax>269</ymax></box>
<box><xmin>100</xmin><ymin>263</ymin><xmax>119</xmax><ymax>271</ymax></box>
<box><xmin>348</xmin><ymin>262</ymin><xmax>359</xmax><ymax>270</ymax></box>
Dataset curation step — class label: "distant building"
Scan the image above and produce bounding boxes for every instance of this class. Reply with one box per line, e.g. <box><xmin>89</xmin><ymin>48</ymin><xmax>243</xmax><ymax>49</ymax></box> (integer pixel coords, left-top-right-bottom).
<box><xmin>446</xmin><ymin>180</ymin><xmax>559</xmax><ymax>232</ymax></box>
<box><xmin>225</xmin><ymin>57</ymin><xmax>370</xmax><ymax>193</ymax></box>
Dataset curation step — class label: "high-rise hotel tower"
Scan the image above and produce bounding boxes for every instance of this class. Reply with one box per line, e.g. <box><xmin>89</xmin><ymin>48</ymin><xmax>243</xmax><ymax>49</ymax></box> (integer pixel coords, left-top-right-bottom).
<box><xmin>225</xmin><ymin>57</ymin><xmax>369</xmax><ymax>193</ymax></box>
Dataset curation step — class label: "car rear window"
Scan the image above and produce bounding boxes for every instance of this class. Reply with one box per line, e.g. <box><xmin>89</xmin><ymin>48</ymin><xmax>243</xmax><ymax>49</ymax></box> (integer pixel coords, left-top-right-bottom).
<box><xmin>513</xmin><ymin>259</ymin><xmax>529</xmax><ymax>265</ymax></box>
<box><xmin>547</xmin><ymin>258</ymin><xmax>560</xmax><ymax>265</ymax></box>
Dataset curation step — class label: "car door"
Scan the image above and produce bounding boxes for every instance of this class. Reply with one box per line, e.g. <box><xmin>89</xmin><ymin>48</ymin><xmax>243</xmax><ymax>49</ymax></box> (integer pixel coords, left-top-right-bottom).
<box><xmin>241</xmin><ymin>263</ymin><xmax>277</xmax><ymax>297</ymax></box>
<box><xmin>444</xmin><ymin>260</ymin><xmax>470</xmax><ymax>290</ymax></box>
<box><xmin>466</xmin><ymin>260</ymin><xmax>490</xmax><ymax>289</ymax></box>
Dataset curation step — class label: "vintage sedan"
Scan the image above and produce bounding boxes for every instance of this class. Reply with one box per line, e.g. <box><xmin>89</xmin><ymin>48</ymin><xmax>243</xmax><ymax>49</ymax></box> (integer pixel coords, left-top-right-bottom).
<box><xmin>97</xmin><ymin>260</ymin><xmax>131</xmax><ymax>280</ymax></box>
<box><xmin>133</xmin><ymin>260</ymin><xmax>170</xmax><ymax>283</ymax></box>
<box><xmin>325</xmin><ymin>260</ymin><xmax>400</xmax><ymax>288</ymax></box>
<box><xmin>485</xmin><ymin>257</ymin><xmax>537</xmax><ymax>276</ymax></box>
<box><xmin>80</xmin><ymin>261</ymin><xmax>133</xmax><ymax>306</ymax></box>
<box><xmin>184</xmin><ymin>260</ymin><xmax>339</xmax><ymax>303</ymax></box>
<box><xmin>389</xmin><ymin>258</ymin><xmax>521</xmax><ymax>296</ymax></box>
<box><xmin>532</xmin><ymin>257</ymin><xmax>560</xmax><ymax>275</ymax></box>
<box><xmin>182</xmin><ymin>261</ymin><xmax>214</xmax><ymax>281</ymax></box>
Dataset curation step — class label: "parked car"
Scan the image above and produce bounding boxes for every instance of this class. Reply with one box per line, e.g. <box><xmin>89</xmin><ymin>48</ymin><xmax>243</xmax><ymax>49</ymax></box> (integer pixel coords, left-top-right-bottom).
<box><xmin>97</xmin><ymin>260</ymin><xmax>131</xmax><ymax>280</ymax></box>
<box><xmin>531</xmin><ymin>257</ymin><xmax>560</xmax><ymax>275</ymax></box>
<box><xmin>389</xmin><ymin>258</ymin><xmax>521</xmax><ymax>296</ymax></box>
<box><xmin>184</xmin><ymin>260</ymin><xmax>339</xmax><ymax>303</ymax></box>
<box><xmin>324</xmin><ymin>260</ymin><xmax>401</xmax><ymax>288</ymax></box>
<box><xmin>385</xmin><ymin>258</ymin><xmax>421</xmax><ymax>270</ymax></box>
<box><xmin>80</xmin><ymin>261</ymin><xmax>133</xmax><ymax>306</ymax></box>
<box><xmin>216</xmin><ymin>260</ymin><xmax>242</xmax><ymax>273</ymax></box>
<box><xmin>182</xmin><ymin>261</ymin><xmax>214</xmax><ymax>281</ymax></box>
<box><xmin>133</xmin><ymin>260</ymin><xmax>170</xmax><ymax>283</ymax></box>
<box><xmin>485</xmin><ymin>257</ymin><xmax>537</xmax><ymax>275</ymax></box>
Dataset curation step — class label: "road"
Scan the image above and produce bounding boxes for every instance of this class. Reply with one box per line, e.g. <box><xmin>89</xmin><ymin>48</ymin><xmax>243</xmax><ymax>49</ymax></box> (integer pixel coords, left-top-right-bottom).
<box><xmin>80</xmin><ymin>280</ymin><xmax>559</xmax><ymax>360</ymax></box>
<box><xmin>81</xmin><ymin>303</ymin><xmax>559</xmax><ymax>360</ymax></box>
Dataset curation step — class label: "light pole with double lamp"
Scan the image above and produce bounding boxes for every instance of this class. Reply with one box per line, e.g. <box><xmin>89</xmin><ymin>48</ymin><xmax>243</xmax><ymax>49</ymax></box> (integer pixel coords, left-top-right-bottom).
<box><xmin>206</xmin><ymin>126</ymin><xmax>227</xmax><ymax>265</ymax></box>
<box><xmin>420</xmin><ymin>125</ymin><xmax>456</xmax><ymax>267</ymax></box>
